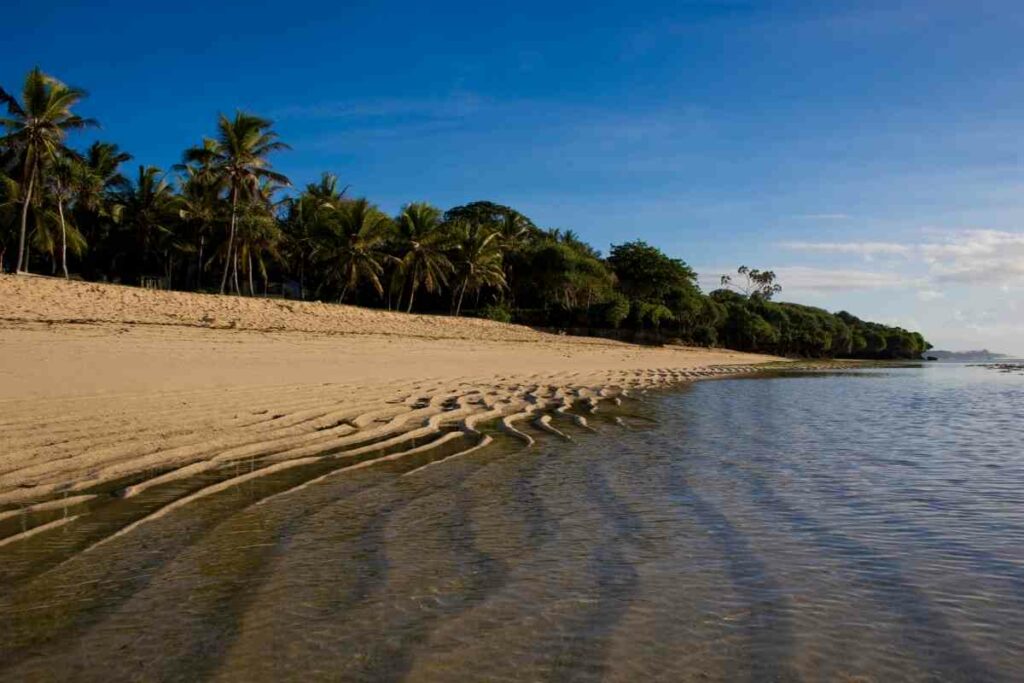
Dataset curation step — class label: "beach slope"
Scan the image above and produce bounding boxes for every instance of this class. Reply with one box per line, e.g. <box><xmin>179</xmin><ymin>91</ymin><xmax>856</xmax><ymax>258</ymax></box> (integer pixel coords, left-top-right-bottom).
<box><xmin>0</xmin><ymin>275</ymin><xmax>778</xmax><ymax>508</ymax></box>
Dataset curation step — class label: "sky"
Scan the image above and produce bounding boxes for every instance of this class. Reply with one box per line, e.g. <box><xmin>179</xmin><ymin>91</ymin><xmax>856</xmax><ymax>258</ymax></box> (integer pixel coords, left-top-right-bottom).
<box><xmin>4</xmin><ymin>0</ymin><xmax>1024</xmax><ymax>353</ymax></box>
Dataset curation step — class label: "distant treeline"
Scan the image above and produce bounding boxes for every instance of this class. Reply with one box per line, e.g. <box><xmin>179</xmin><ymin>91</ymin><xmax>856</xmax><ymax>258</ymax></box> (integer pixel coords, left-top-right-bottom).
<box><xmin>1</xmin><ymin>68</ymin><xmax>930</xmax><ymax>359</ymax></box>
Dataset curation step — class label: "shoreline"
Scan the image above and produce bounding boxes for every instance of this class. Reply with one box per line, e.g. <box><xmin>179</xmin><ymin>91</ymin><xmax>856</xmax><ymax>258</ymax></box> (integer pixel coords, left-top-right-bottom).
<box><xmin>1</xmin><ymin>275</ymin><xmax>784</xmax><ymax>516</ymax></box>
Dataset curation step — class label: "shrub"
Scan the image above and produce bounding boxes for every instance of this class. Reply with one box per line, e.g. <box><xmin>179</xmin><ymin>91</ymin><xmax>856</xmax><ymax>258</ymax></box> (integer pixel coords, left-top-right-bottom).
<box><xmin>480</xmin><ymin>303</ymin><xmax>512</xmax><ymax>324</ymax></box>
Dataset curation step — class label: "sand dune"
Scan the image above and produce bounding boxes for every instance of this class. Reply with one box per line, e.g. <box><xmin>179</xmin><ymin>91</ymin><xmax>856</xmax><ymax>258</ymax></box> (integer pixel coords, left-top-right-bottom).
<box><xmin>0</xmin><ymin>275</ymin><xmax>781</xmax><ymax>520</ymax></box>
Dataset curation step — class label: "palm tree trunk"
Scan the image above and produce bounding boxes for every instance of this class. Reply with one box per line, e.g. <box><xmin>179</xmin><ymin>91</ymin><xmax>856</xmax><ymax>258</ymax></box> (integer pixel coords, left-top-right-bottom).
<box><xmin>406</xmin><ymin>284</ymin><xmax>416</xmax><ymax>313</ymax></box>
<box><xmin>233</xmin><ymin>254</ymin><xmax>241</xmax><ymax>294</ymax></box>
<box><xmin>248</xmin><ymin>253</ymin><xmax>255</xmax><ymax>296</ymax></box>
<box><xmin>57</xmin><ymin>197</ymin><xmax>69</xmax><ymax>279</ymax></box>
<box><xmin>16</xmin><ymin>164</ymin><xmax>35</xmax><ymax>274</ymax></box>
<box><xmin>220</xmin><ymin>186</ymin><xmax>238</xmax><ymax>294</ymax></box>
<box><xmin>455</xmin><ymin>278</ymin><xmax>468</xmax><ymax>316</ymax></box>
<box><xmin>197</xmin><ymin>235</ymin><xmax>204</xmax><ymax>290</ymax></box>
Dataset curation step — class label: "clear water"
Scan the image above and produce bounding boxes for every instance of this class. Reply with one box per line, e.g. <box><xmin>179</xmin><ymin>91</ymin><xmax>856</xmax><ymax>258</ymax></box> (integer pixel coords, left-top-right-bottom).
<box><xmin>1</xmin><ymin>365</ymin><xmax>1022</xmax><ymax>681</ymax></box>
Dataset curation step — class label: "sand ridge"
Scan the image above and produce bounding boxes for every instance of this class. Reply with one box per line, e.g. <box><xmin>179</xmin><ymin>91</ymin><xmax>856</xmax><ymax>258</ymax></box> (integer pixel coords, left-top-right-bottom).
<box><xmin>0</xmin><ymin>274</ymin><xmax>783</xmax><ymax>539</ymax></box>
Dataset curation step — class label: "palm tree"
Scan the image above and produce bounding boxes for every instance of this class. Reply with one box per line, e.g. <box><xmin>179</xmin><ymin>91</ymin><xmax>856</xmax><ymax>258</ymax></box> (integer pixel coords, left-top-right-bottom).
<box><xmin>450</xmin><ymin>221</ymin><xmax>505</xmax><ymax>316</ymax></box>
<box><xmin>282</xmin><ymin>172</ymin><xmax>347</xmax><ymax>299</ymax></box>
<box><xmin>176</xmin><ymin>163</ymin><xmax>224</xmax><ymax>290</ymax></box>
<box><xmin>234</xmin><ymin>197</ymin><xmax>283</xmax><ymax>296</ymax></box>
<box><xmin>394</xmin><ymin>202</ymin><xmax>452</xmax><ymax>312</ymax></box>
<box><xmin>47</xmin><ymin>153</ymin><xmax>89</xmax><ymax>278</ymax></box>
<box><xmin>495</xmin><ymin>208</ymin><xmax>537</xmax><ymax>307</ymax></box>
<box><xmin>72</xmin><ymin>142</ymin><xmax>131</xmax><ymax>278</ymax></box>
<box><xmin>305</xmin><ymin>171</ymin><xmax>348</xmax><ymax>206</ymax></box>
<box><xmin>235</xmin><ymin>177</ymin><xmax>285</xmax><ymax>295</ymax></box>
<box><xmin>314</xmin><ymin>198</ymin><xmax>393</xmax><ymax>303</ymax></box>
<box><xmin>183</xmin><ymin>112</ymin><xmax>289</xmax><ymax>294</ymax></box>
<box><xmin>75</xmin><ymin>141</ymin><xmax>131</xmax><ymax>219</ymax></box>
<box><xmin>115</xmin><ymin>165</ymin><xmax>179</xmax><ymax>282</ymax></box>
<box><xmin>0</xmin><ymin>67</ymin><xmax>96</xmax><ymax>273</ymax></box>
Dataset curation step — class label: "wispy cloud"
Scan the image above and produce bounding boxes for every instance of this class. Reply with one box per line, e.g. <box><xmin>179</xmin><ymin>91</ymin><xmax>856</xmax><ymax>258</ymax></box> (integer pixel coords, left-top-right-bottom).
<box><xmin>922</xmin><ymin>230</ymin><xmax>1024</xmax><ymax>285</ymax></box>
<box><xmin>696</xmin><ymin>265</ymin><xmax>915</xmax><ymax>294</ymax></box>
<box><xmin>772</xmin><ymin>266</ymin><xmax>916</xmax><ymax>292</ymax></box>
<box><xmin>782</xmin><ymin>241</ymin><xmax>912</xmax><ymax>256</ymax></box>
<box><xmin>782</xmin><ymin>230</ymin><xmax>1024</xmax><ymax>287</ymax></box>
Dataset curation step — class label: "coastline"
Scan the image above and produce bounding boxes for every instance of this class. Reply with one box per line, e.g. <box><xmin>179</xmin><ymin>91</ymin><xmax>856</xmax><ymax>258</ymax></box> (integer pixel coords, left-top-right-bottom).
<box><xmin>0</xmin><ymin>275</ymin><xmax>781</xmax><ymax>512</ymax></box>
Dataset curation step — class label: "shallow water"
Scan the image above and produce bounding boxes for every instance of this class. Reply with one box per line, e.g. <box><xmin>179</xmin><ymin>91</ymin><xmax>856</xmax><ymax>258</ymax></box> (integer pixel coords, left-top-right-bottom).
<box><xmin>2</xmin><ymin>365</ymin><xmax>1022</xmax><ymax>681</ymax></box>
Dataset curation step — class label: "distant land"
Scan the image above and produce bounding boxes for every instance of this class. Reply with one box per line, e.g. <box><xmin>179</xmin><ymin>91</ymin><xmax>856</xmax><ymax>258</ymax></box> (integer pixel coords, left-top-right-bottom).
<box><xmin>927</xmin><ymin>349</ymin><xmax>1009</xmax><ymax>362</ymax></box>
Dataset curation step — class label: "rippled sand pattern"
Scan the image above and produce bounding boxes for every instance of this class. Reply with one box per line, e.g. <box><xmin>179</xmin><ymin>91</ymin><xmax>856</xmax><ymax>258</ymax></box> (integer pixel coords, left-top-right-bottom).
<box><xmin>3</xmin><ymin>365</ymin><xmax>1021</xmax><ymax>681</ymax></box>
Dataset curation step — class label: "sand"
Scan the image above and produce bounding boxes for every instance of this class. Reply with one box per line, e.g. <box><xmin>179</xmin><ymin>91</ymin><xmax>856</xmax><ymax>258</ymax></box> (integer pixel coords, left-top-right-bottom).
<box><xmin>0</xmin><ymin>275</ymin><xmax>780</xmax><ymax>511</ymax></box>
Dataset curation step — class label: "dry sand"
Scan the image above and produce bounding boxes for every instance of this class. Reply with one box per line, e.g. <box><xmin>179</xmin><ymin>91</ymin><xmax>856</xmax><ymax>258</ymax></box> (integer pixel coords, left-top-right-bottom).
<box><xmin>0</xmin><ymin>275</ymin><xmax>781</xmax><ymax>514</ymax></box>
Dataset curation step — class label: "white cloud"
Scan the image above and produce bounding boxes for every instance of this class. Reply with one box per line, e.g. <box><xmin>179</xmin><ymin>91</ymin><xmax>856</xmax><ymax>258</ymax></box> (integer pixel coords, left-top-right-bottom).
<box><xmin>921</xmin><ymin>230</ymin><xmax>1024</xmax><ymax>285</ymax></box>
<box><xmin>781</xmin><ymin>229</ymin><xmax>1024</xmax><ymax>287</ymax></box>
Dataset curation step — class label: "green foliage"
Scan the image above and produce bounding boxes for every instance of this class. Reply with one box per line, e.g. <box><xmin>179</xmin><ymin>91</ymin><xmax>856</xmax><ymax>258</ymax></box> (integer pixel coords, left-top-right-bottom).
<box><xmin>600</xmin><ymin>292</ymin><xmax>630</xmax><ymax>329</ymax></box>
<box><xmin>480</xmin><ymin>302</ymin><xmax>512</xmax><ymax>323</ymax></box>
<box><xmin>0</xmin><ymin>67</ymin><xmax>97</xmax><ymax>272</ymax></box>
<box><xmin>392</xmin><ymin>202</ymin><xmax>452</xmax><ymax>313</ymax></box>
<box><xmin>314</xmin><ymin>198</ymin><xmax>394</xmax><ymax>303</ymax></box>
<box><xmin>607</xmin><ymin>240</ymin><xmax>697</xmax><ymax>303</ymax></box>
<box><xmin>0</xmin><ymin>68</ymin><xmax>933</xmax><ymax>359</ymax></box>
<box><xmin>449</xmin><ymin>220</ymin><xmax>505</xmax><ymax>316</ymax></box>
<box><xmin>181</xmin><ymin>111</ymin><xmax>290</xmax><ymax>294</ymax></box>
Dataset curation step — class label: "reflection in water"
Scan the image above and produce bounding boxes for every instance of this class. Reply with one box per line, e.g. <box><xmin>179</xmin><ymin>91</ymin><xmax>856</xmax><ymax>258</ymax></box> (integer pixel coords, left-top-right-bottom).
<box><xmin>1</xmin><ymin>365</ymin><xmax>1023</xmax><ymax>681</ymax></box>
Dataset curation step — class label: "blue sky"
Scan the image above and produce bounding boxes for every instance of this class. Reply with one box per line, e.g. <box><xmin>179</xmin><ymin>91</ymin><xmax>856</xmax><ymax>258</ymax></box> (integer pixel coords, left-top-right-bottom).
<box><xmin>5</xmin><ymin>0</ymin><xmax>1024</xmax><ymax>353</ymax></box>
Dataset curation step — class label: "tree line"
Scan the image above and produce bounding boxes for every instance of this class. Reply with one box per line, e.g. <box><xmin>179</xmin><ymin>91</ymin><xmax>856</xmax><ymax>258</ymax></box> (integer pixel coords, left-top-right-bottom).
<box><xmin>0</xmin><ymin>68</ymin><xmax>931</xmax><ymax>359</ymax></box>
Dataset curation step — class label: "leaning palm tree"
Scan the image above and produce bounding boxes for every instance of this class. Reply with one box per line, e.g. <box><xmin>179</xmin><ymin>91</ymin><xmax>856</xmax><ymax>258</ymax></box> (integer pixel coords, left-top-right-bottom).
<box><xmin>314</xmin><ymin>198</ymin><xmax>393</xmax><ymax>303</ymax></box>
<box><xmin>0</xmin><ymin>67</ymin><xmax>96</xmax><ymax>273</ymax></box>
<box><xmin>182</xmin><ymin>112</ymin><xmax>289</xmax><ymax>294</ymax></box>
<box><xmin>450</xmin><ymin>221</ymin><xmax>506</xmax><ymax>316</ymax></box>
<box><xmin>394</xmin><ymin>202</ymin><xmax>452</xmax><ymax>312</ymax></box>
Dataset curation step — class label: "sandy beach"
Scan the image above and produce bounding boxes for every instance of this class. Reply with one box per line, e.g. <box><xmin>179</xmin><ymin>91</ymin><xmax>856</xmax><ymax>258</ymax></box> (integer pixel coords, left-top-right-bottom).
<box><xmin>0</xmin><ymin>275</ymin><xmax>778</xmax><ymax>512</ymax></box>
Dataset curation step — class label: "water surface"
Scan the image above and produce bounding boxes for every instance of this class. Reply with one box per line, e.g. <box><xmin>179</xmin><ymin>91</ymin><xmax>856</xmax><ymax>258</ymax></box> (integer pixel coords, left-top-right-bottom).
<box><xmin>2</xmin><ymin>365</ymin><xmax>1022</xmax><ymax>681</ymax></box>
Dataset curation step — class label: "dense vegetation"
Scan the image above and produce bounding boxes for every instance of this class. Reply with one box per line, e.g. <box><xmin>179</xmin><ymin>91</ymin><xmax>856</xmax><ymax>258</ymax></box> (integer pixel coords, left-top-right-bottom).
<box><xmin>1</xmin><ymin>68</ymin><xmax>931</xmax><ymax>359</ymax></box>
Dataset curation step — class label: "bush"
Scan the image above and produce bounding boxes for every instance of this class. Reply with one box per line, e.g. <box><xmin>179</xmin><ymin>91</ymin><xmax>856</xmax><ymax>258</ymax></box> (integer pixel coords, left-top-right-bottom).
<box><xmin>480</xmin><ymin>303</ymin><xmax>512</xmax><ymax>324</ymax></box>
